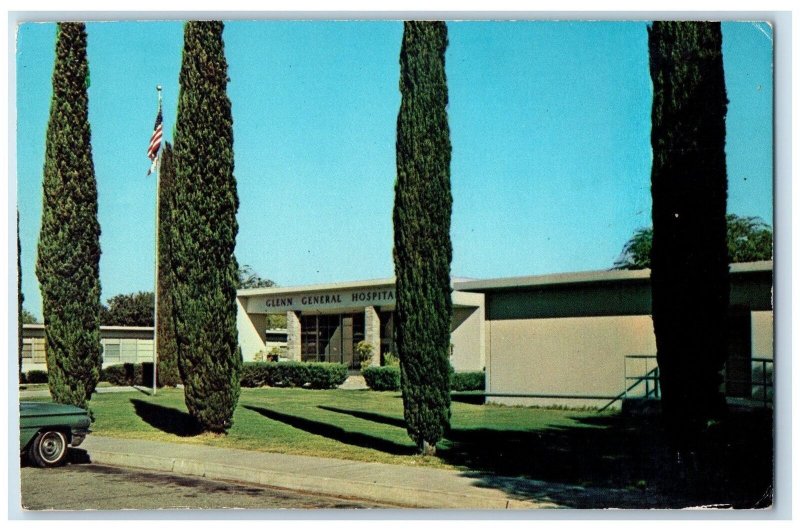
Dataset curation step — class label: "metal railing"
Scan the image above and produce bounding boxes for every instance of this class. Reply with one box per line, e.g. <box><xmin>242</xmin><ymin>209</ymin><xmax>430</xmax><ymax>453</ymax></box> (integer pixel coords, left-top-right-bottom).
<box><xmin>594</xmin><ymin>357</ymin><xmax>661</xmax><ymax>412</ymax></box>
<box><xmin>622</xmin><ymin>355</ymin><xmax>774</xmax><ymax>409</ymax></box>
<box><xmin>624</xmin><ymin>355</ymin><xmax>660</xmax><ymax>400</ymax></box>
<box><xmin>726</xmin><ymin>357</ymin><xmax>773</xmax><ymax>408</ymax></box>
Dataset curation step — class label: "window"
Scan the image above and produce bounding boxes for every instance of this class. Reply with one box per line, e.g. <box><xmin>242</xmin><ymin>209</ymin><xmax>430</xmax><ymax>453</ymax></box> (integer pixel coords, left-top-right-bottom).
<box><xmin>137</xmin><ymin>339</ymin><xmax>153</xmax><ymax>363</ymax></box>
<box><xmin>31</xmin><ymin>338</ymin><xmax>46</xmax><ymax>364</ymax></box>
<box><xmin>379</xmin><ymin>311</ymin><xmax>396</xmax><ymax>356</ymax></box>
<box><xmin>266</xmin><ymin>332</ymin><xmax>287</xmax><ymax>343</ymax></box>
<box><xmin>22</xmin><ymin>339</ymin><xmax>33</xmax><ymax>359</ymax></box>
<box><xmin>103</xmin><ymin>340</ymin><xmax>121</xmax><ymax>363</ymax></box>
<box><xmin>120</xmin><ymin>339</ymin><xmax>138</xmax><ymax>363</ymax></box>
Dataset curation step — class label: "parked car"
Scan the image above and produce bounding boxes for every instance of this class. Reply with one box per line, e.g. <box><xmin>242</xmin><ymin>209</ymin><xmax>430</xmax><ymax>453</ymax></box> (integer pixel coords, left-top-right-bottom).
<box><xmin>20</xmin><ymin>401</ymin><xmax>91</xmax><ymax>467</ymax></box>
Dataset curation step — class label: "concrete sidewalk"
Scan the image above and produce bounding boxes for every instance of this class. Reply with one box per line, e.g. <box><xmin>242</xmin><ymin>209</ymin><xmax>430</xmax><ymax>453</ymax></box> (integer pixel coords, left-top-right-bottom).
<box><xmin>80</xmin><ymin>436</ymin><xmax>560</xmax><ymax>510</ymax></box>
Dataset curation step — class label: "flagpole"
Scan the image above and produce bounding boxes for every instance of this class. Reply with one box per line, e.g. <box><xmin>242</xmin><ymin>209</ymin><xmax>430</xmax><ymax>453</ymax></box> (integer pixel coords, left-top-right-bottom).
<box><xmin>152</xmin><ymin>84</ymin><xmax>162</xmax><ymax>397</ymax></box>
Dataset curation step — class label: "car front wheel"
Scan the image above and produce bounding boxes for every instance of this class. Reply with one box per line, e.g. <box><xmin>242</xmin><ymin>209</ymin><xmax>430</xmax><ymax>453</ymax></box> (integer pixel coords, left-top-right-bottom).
<box><xmin>28</xmin><ymin>430</ymin><xmax>68</xmax><ymax>467</ymax></box>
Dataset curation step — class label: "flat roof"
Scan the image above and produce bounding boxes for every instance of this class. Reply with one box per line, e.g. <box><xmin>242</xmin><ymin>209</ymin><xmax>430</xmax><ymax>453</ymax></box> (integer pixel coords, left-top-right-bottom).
<box><xmin>238</xmin><ymin>276</ymin><xmax>479</xmax><ymax>298</ymax></box>
<box><xmin>236</xmin><ymin>261</ymin><xmax>773</xmax><ymax>298</ymax></box>
<box><xmin>454</xmin><ymin>260</ymin><xmax>773</xmax><ymax>293</ymax></box>
<box><xmin>237</xmin><ymin>277</ymin><xmax>396</xmax><ymax>298</ymax></box>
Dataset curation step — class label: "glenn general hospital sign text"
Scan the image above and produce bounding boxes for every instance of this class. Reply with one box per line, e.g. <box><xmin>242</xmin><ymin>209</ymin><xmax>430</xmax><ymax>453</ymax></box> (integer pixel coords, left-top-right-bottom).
<box><xmin>259</xmin><ymin>288</ymin><xmax>396</xmax><ymax>312</ymax></box>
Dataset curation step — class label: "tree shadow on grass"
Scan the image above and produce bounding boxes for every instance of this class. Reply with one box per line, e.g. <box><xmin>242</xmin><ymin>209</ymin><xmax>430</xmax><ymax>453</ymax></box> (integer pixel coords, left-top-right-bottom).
<box><xmin>243</xmin><ymin>405</ymin><xmax>416</xmax><ymax>456</ymax></box>
<box><xmin>130</xmin><ymin>399</ymin><xmax>203</xmax><ymax>437</ymax></box>
<box><xmin>442</xmin><ymin>408</ymin><xmax>774</xmax><ymax>509</ymax></box>
<box><xmin>317</xmin><ymin>405</ymin><xmax>407</xmax><ymax>429</ymax></box>
<box><xmin>319</xmin><ymin>404</ymin><xmax>773</xmax><ymax>509</ymax></box>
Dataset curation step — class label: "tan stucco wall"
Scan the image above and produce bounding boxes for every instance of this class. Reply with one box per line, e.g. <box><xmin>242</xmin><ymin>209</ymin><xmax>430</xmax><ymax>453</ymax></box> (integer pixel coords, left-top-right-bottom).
<box><xmin>486</xmin><ymin>315</ymin><xmax>657</xmax><ymax>408</ymax></box>
<box><xmin>237</xmin><ymin>298</ymin><xmax>267</xmax><ymax>362</ymax></box>
<box><xmin>450</xmin><ymin>307</ymin><xmax>483</xmax><ymax>371</ymax></box>
<box><xmin>450</xmin><ymin>291</ymin><xmax>485</xmax><ymax>372</ymax></box>
<box><xmin>751</xmin><ymin>310</ymin><xmax>773</xmax><ymax>359</ymax></box>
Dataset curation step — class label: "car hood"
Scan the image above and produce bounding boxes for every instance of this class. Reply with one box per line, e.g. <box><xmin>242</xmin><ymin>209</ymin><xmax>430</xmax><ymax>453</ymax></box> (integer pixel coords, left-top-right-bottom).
<box><xmin>20</xmin><ymin>401</ymin><xmax>88</xmax><ymax>416</ymax></box>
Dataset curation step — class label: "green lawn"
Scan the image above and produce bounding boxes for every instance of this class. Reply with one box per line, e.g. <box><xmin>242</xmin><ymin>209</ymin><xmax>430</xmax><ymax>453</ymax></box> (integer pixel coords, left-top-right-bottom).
<box><xmin>83</xmin><ymin>387</ymin><xmax>606</xmax><ymax>469</ymax></box>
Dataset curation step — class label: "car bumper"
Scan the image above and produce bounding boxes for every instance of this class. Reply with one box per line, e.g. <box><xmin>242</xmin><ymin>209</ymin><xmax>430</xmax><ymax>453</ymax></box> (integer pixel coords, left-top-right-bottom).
<box><xmin>70</xmin><ymin>428</ymin><xmax>90</xmax><ymax>447</ymax></box>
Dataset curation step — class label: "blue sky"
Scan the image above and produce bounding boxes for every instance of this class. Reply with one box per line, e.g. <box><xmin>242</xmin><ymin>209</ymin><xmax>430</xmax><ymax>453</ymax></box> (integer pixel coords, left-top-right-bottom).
<box><xmin>15</xmin><ymin>20</ymin><xmax>774</xmax><ymax>320</ymax></box>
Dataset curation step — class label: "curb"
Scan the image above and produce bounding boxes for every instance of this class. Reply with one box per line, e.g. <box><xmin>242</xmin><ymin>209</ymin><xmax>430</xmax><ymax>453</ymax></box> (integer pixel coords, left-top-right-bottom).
<box><xmin>86</xmin><ymin>449</ymin><xmax>551</xmax><ymax>510</ymax></box>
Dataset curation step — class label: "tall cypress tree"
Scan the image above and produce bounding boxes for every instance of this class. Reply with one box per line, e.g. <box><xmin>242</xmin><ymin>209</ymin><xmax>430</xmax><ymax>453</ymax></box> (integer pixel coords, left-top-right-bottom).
<box><xmin>36</xmin><ymin>22</ymin><xmax>102</xmax><ymax>409</ymax></box>
<box><xmin>171</xmin><ymin>21</ymin><xmax>241</xmax><ymax>432</ymax></box>
<box><xmin>393</xmin><ymin>21</ymin><xmax>453</xmax><ymax>456</ymax></box>
<box><xmin>157</xmin><ymin>141</ymin><xmax>181</xmax><ymax>387</ymax></box>
<box><xmin>648</xmin><ymin>21</ymin><xmax>730</xmax><ymax>452</ymax></box>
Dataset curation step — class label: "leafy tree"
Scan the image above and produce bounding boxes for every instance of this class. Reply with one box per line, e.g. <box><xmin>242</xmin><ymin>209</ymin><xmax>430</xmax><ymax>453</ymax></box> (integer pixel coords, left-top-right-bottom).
<box><xmin>238</xmin><ymin>264</ymin><xmax>276</xmax><ymax>289</ymax></box>
<box><xmin>726</xmin><ymin>215</ymin><xmax>773</xmax><ymax>263</ymax></box>
<box><xmin>648</xmin><ymin>21</ymin><xmax>729</xmax><ymax>455</ymax></box>
<box><xmin>101</xmin><ymin>291</ymin><xmax>154</xmax><ymax>327</ymax></box>
<box><xmin>613</xmin><ymin>214</ymin><xmax>773</xmax><ymax>270</ymax></box>
<box><xmin>267</xmin><ymin>314</ymin><xmax>288</xmax><ymax>329</ymax></box>
<box><xmin>613</xmin><ymin>227</ymin><xmax>654</xmax><ymax>270</ymax></box>
<box><xmin>157</xmin><ymin>141</ymin><xmax>181</xmax><ymax>387</ymax></box>
<box><xmin>21</xmin><ymin>308</ymin><xmax>39</xmax><ymax>325</ymax></box>
<box><xmin>171</xmin><ymin>21</ymin><xmax>241</xmax><ymax>433</ymax></box>
<box><xmin>36</xmin><ymin>22</ymin><xmax>102</xmax><ymax>409</ymax></box>
<box><xmin>393</xmin><ymin>21</ymin><xmax>453</xmax><ymax>456</ymax></box>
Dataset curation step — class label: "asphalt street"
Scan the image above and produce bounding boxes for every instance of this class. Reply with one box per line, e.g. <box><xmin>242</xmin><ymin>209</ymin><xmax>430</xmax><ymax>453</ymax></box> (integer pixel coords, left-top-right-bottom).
<box><xmin>20</xmin><ymin>462</ymin><xmax>395</xmax><ymax>511</ymax></box>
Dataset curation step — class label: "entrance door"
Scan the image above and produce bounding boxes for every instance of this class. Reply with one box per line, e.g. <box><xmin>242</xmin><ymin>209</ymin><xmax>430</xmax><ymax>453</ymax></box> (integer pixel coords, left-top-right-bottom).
<box><xmin>299</xmin><ymin>313</ymin><xmax>364</xmax><ymax>368</ymax></box>
<box><xmin>300</xmin><ymin>314</ymin><xmax>343</xmax><ymax>363</ymax></box>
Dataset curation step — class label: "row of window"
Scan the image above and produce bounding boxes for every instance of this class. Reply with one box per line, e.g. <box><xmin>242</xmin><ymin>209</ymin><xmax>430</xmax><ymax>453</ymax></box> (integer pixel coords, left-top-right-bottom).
<box><xmin>21</xmin><ymin>337</ymin><xmax>154</xmax><ymax>365</ymax></box>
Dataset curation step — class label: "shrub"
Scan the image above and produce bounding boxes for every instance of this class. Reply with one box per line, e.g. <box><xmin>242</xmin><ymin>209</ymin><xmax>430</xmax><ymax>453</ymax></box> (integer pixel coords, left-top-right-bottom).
<box><xmin>268</xmin><ymin>346</ymin><xmax>285</xmax><ymax>362</ymax></box>
<box><xmin>101</xmin><ymin>363</ymin><xmax>144</xmax><ymax>386</ymax></box>
<box><xmin>240</xmin><ymin>362</ymin><xmax>348</xmax><ymax>390</ymax></box>
<box><xmin>240</xmin><ymin>363</ymin><xmax>266</xmax><ymax>387</ymax></box>
<box><xmin>383</xmin><ymin>351</ymin><xmax>400</xmax><ymax>367</ymax></box>
<box><xmin>101</xmin><ymin>364</ymin><xmax>127</xmax><ymax>385</ymax></box>
<box><xmin>306</xmin><ymin>363</ymin><xmax>349</xmax><ymax>389</ymax></box>
<box><xmin>270</xmin><ymin>362</ymin><xmax>309</xmax><ymax>387</ymax></box>
<box><xmin>356</xmin><ymin>341</ymin><xmax>374</xmax><ymax>368</ymax></box>
<box><xmin>362</xmin><ymin>366</ymin><xmax>401</xmax><ymax>391</ymax></box>
<box><xmin>450</xmin><ymin>371</ymin><xmax>485</xmax><ymax>391</ymax></box>
<box><xmin>25</xmin><ymin>370</ymin><xmax>49</xmax><ymax>384</ymax></box>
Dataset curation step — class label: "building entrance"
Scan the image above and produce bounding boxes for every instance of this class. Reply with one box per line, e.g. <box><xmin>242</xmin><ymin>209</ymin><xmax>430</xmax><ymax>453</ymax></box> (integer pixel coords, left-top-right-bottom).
<box><xmin>300</xmin><ymin>312</ymin><xmax>364</xmax><ymax>368</ymax></box>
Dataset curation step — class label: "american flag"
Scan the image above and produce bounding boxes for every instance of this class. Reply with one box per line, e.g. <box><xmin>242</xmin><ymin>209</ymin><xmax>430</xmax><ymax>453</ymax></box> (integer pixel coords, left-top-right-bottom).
<box><xmin>146</xmin><ymin>105</ymin><xmax>163</xmax><ymax>175</ymax></box>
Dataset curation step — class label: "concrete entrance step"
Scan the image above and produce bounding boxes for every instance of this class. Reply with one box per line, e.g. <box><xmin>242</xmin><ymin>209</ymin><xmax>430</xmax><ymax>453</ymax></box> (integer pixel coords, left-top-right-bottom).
<box><xmin>338</xmin><ymin>374</ymin><xmax>368</xmax><ymax>390</ymax></box>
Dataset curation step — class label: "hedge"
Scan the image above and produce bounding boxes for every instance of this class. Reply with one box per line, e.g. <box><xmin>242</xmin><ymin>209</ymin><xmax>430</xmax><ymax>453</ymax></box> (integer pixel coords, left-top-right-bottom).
<box><xmin>101</xmin><ymin>363</ymin><xmax>145</xmax><ymax>386</ymax></box>
<box><xmin>450</xmin><ymin>371</ymin><xmax>485</xmax><ymax>391</ymax></box>
<box><xmin>305</xmin><ymin>362</ymin><xmax>349</xmax><ymax>389</ymax></box>
<box><xmin>240</xmin><ymin>362</ymin><xmax>348</xmax><ymax>389</ymax></box>
<box><xmin>362</xmin><ymin>367</ymin><xmax>485</xmax><ymax>392</ymax></box>
<box><xmin>25</xmin><ymin>370</ymin><xmax>49</xmax><ymax>384</ymax></box>
<box><xmin>362</xmin><ymin>366</ymin><xmax>401</xmax><ymax>391</ymax></box>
